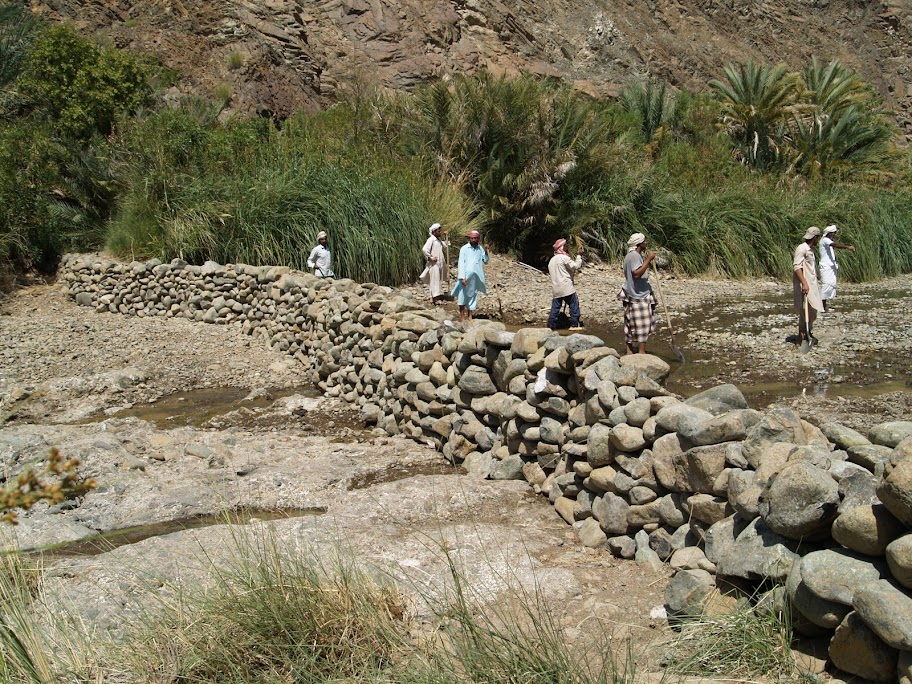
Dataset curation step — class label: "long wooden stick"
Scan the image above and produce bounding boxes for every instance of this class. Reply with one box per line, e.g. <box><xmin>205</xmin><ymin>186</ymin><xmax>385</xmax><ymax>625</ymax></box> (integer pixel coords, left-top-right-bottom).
<box><xmin>651</xmin><ymin>265</ymin><xmax>685</xmax><ymax>363</ymax></box>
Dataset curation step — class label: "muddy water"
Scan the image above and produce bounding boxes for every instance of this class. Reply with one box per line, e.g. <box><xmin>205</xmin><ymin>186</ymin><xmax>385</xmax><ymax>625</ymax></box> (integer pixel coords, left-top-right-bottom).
<box><xmin>31</xmin><ymin>507</ymin><xmax>327</xmax><ymax>558</ymax></box>
<box><xmin>80</xmin><ymin>386</ymin><xmax>320</xmax><ymax>428</ymax></box>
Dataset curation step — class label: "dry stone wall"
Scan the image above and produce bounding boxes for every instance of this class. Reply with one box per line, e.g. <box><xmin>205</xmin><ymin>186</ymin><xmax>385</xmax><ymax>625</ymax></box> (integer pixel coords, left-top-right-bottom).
<box><xmin>62</xmin><ymin>253</ymin><xmax>912</xmax><ymax>682</ymax></box>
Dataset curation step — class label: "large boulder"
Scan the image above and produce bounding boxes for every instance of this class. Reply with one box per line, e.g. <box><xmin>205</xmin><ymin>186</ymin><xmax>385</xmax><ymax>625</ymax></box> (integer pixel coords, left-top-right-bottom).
<box><xmin>592</xmin><ymin>492</ymin><xmax>629</xmax><ymax>535</ymax></box>
<box><xmin>677</xmin><ymin>409</ymin><xmax>762</xmax><ymax>447</ymax></box>
<box><xmin>869</xmin><ymin>421</ymin><xmax>912</xmax><ymax>449</ymax></box>
<box><xmin>878</xmin><ymin>458</ymin><xmax>912</xmax><ymax>526</ymax></box>
<box><xmin>716</xmin><ymin>517</ymin><xmax>800</xmax><ymax>581</ymax></box>
<box><xmin>820</xmin><ymin>422</ymin><xmax>872</xmax><ymax>450</ymax></box>
<box><xmin>684</xmin><ymin>384</ymin><xmax>748</xmax><ymax>415</ymax></box>
<box><xmin>787</xmin><ymin>560</ymin><xmax>851</xmax><ymax>629</ymax></box>
<box><xmin>618</xmin><ymin>353</ymin><xmax>670</xmax><ymax>384</ymax></box>
<box><xmin>510</xmin><ymin>328</ymin><xmax>556</xmax><ymax>357</ymax></box>
<box><xmin>848</xmin><ymin>444</ymin><xmax>894</xmax><ymax>472</ymax></box>
<box><xmin>665</xmin><ymin>568</ymin><xmax>716</xmax><ymax>618</ymax></box>
<box><xmin>832</xmin><ymin>504</ymin><xmax>906</xmax><ymax>557</ymax></box>
<box><xmin>586</xmin><ymin>423</ymin><xmax>616</xmax><ymax>466</ymax></box>
<box><xmin>799</xmin><ymin>549</ymin><xmax>887</xmax><ymax>607</ymax></box>
<box><xmin>741</xmin><ymin>408</ymin><xmax>809</xmax><ymax>469</ymax></box>
<box><xmin>761</xmin><ymin>461</ymin><xmax>840</xmax><ymax>540</ymax></box>
<box><xmin>703</xmin><ymin>515</ymin><xmax>749</xmax><ymax>565</ymax></box>
<box><xmin>654</xmin><ymin>440</ymin><xmax>729</xmax><ymax>494</ymax></box>
<box><xmin>853</xmin><ymin>580</ymin><xmax>912</xmax><ymax>651</ymax></box>
<box><xmin>887</xmin><ymin>535</ymin><xmax>912</xmax><ymax>590</ymax></box>
<box><xmin>457</xmin><ymin>366</ymin><xmax>497</xmax><ymax>395</ymax></box>
<box><xmin>727</xmin><ymin>468</ymin><xmax>762</xmax><ymax>520</ymax></box>
<box><xmin>829</xmin><ymin>612</ymin><xmax>899</xmax><ymax>682</ymax></box>
<box><xmin>654</xmin><ymin>403</ymin><xmax>713</xmax><ymax>435</ymax></box>
<box><xmin>609</xmin><ymin>424</ymin><xmax>647</xmax><ymax>452</ymax></box>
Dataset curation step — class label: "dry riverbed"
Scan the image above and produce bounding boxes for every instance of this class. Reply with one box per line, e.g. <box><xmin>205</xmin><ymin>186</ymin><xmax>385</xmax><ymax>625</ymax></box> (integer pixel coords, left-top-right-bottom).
<box><xmin>2</xmin><ymin>259</ymin><xmax>911</xmax><ymax>677</ymax></box>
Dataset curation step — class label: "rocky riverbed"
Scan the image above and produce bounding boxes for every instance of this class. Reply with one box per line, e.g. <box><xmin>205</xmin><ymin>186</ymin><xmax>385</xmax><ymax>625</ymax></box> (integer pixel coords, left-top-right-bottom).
<box><xmin>2</xmin><ymin>258</ymin><xmax>911</xmax><ymax>678</ymax></box>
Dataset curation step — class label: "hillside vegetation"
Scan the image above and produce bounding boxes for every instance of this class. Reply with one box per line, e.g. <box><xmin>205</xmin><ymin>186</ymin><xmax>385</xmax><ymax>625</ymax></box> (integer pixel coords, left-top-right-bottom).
<box><xmin>1</xmin><ymin>4</ymin><xmax>911</xmax><ymax>287</ymax></box>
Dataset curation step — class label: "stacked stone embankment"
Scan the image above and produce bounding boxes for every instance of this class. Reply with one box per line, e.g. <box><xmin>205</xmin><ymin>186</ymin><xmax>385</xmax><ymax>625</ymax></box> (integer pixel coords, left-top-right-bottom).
<box><xmin>62</xmin><ymin>253</ymin><xmax>912</xmax><ymax>682</ymax></box>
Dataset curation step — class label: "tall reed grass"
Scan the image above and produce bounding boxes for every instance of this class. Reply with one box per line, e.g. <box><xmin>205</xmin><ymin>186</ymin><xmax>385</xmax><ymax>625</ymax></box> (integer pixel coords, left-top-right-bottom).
<box><xmin>108</xmin><ymin>108</ymin><xmax>482</xmax><ymax>285</ymax></box>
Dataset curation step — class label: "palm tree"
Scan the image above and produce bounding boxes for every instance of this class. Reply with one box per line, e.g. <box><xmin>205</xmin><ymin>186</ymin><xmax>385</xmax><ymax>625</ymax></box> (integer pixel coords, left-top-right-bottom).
<box><xmin>800</xmin><ymin>57</ymin><xmax>869</xmax><ymax>117</ymax></box>
<box><xmin>790</xmin><ymin>105</ymin><xmax>898</xmax><ymax>181</ymax></box>
<box><xmin>0</xmin><ymin>3</ymin><xmax>40</xmax><ymax>90</ymax></box>
<box><xmin>621</xmin><ymin>77</ymin><xmax>677</xmax><ymax>144</ymax></box>
<box><xmin>397</xmin><ymin>71</ymin><xmax>611</xmax><ymax>257</ymax></box>
<box><xmin>791</xmin><ymin>58</ymin><xmax>899</xmax><ymax>181</ymax></box>
<box><xmin>709</xmin><ymin>61</ymin><xmax>799</xmax><ymax>170</ymax></box>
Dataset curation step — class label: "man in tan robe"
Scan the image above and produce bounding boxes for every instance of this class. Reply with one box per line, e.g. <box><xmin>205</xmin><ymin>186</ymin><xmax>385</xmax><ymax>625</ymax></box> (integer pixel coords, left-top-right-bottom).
<box><xmin>793</xmin><ymin>226</ymin><xmax>823</xmax><ymax>347</ymax></box>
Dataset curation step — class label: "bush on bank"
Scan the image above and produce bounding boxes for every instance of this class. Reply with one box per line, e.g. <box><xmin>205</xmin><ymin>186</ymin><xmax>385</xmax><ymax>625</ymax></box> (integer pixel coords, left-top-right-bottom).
<box><xmin>0</xmin><ymin>12</ymin><xmax>149</xmax><ymax>286</ymax></box>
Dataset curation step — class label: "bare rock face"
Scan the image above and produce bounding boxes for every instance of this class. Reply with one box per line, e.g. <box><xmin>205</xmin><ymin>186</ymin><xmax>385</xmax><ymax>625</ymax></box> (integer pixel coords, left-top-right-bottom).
<box><xmin>28</xmin><ymin>0</ymin><xmax>912</xmax><ymax>136</ymax></box>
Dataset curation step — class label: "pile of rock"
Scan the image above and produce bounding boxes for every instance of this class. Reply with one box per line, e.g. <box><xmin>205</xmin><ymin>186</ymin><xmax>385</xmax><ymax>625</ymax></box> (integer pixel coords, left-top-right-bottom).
<box><xmin>62</xmin><ymin>254</ymin><xmax>912</xmax><ymax>681</ymax></box>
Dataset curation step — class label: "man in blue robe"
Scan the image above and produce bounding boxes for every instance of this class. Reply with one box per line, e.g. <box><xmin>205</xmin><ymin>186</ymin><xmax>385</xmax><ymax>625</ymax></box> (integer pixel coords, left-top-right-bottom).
<box><xmin>451</xmin><ymin>230</ymin><xmax>489</xmax><ymax>321</ymax></box>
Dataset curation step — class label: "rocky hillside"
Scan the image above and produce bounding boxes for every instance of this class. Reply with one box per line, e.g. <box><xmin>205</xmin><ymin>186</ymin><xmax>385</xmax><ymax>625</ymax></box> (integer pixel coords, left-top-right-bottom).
<box><xmin>29</xmin><ymin>0</ymin><xmax>912</xmax><ymax>136</ymax></box>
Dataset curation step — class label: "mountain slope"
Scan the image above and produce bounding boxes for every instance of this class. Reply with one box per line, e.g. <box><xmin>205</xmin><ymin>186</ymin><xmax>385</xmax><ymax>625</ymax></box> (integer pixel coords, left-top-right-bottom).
<box><xmin>29</xmin><ymin>0</ymin><xmax>912</xmax><ymax>136</ymax></box>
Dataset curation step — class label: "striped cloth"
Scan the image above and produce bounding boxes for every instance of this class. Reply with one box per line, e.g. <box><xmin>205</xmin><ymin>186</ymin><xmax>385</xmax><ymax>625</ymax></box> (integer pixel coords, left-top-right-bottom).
<box><xmin>616</xmin><ymin>290</ymin><xmax>656</xmax><ymax>344</ymax></box>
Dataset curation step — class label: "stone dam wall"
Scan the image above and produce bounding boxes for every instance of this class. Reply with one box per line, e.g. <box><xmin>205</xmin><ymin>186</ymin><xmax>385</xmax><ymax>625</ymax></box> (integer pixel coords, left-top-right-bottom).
<box><xmin>61</xmin><ymin>253</ymin><xmax>912</xmax><ymax>682</ymax></box>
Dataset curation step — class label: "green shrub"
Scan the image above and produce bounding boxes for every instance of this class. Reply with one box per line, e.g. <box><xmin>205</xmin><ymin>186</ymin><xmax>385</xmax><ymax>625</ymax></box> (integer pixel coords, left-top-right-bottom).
<box><xmin>0</xmin><ymin>2</ymin><xmax>42</xmax><ymax>90</ymax></box>
<box><xmin>226</xmin><ymin>51</ymin><xmax>243</xmax><ymax>71</ymax></box>
<box><xmin>0</xmin><ymin>118</ymin><xmax>115</xmax><ymax>281</ymax></box>
<box><xmin>667</xmin><ymin>596</ymin><xmax>800</xmax><ymax>680</ymax></box>
<box><xmin>214</xmin><ymin>82</ymin><xmax>232</xmax><ymax>104</ymax></box>
<box><xmin>711</xmin><ymin>58</ymin><xmax>900</xmax><ymax>181</ymax></box>
<box><xmin>18</xmin><ymin>23</ymin><xmax>152</xmax><ymax>140</ymax></box>
<box><xmin>620</xmin><ymin>77</ymin><xmax>677</xmax><ymax>144</ymax></box>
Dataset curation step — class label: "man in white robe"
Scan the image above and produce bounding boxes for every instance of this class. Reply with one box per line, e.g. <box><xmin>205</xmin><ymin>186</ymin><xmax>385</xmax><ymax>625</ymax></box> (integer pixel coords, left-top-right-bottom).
<box><xmin>421</xmin><ymin>223</ymin><xmax>448</xmax><ymax>305</ymax></box>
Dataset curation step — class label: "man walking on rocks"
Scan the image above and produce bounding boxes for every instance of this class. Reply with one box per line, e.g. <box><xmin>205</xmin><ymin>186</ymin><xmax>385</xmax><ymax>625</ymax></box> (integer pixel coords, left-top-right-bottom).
<box><xmin>421</xmin><ymin>222</ymin><xmax>448</xmax><ymax>306</ymax></box>
<box><xmin>307</xmin><ymin>231</ymin><xmax>334</xmax><ymax>278</ymax></box>
<box><xmin>819</xmin><ymin>224</ymin><xmax>855</xmax><ymax>312</ymax></box>
<box><xmin>547</xmin><ymin>238</ymin><xmax>583</xmax><ymax>331</ymax></box>
<box><xmin>451</xmin><ymin>230</ymin><xmax>488</xmax><ymax>322</ymax></box>
<box><xmin>794</xmin><ymin>226</ymin><xmax>823</xmax><ymax>347</ymax></box>
<box><xmin>617</xmin><ymin>232</ymin><xmax>657</xmax><ymax>355</ymax></box>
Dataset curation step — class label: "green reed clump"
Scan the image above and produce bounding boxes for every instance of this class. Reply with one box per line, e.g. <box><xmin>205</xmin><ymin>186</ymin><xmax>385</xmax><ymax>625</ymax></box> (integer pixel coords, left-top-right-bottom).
<box><xmin>108</xmin><ymin>107</ymin><xmax>480</xmax><ymax>284</ymax></box>
<box><xmin>583</xmin><ymin>155</ymin><xmax>912</xmax><ymax>280</ymax></box>
<box><xmin>0</xmin><ymin>552</ymin><xmax>98</xmax><ymax>684</ymax></box>
<box><xmin>667</xmin><ymin>599</ymin><xmax>801</xmax><ymax>681</ymax></box>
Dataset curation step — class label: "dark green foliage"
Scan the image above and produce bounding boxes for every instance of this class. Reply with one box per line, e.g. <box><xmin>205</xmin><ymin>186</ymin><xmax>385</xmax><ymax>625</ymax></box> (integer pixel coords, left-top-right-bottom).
<box><xmin>710</xmin><ymin>61</ymin><xmax>798</xmax><ymax>170</ymax></box>
<box><xmin>0</xmin><ymin>17</ymin><xmax>149</xmax><ymax>287</ymax></box>
<box><xmin>710</xmin><ymin>57</ymin><xmax>900</xmax><ymax>181</ymax></box>
<box><xmin>2</xmin><ymin>14</ymin><xmax>911</xmax><ymax>289</ymax></box>
<box><xmin>0</xmin><ymin>2</ymin><xmax>41</xmax><ymax>91</ymax></box>
<box><xmin>388</xmin><ymin>71</ymin><xmax>617</xmax><ymax>261</ymax></box>
<box><xmin>791</xmin><ymin>59</ymin><xmax>899</xmax><ymax>181</ymax></box>
<box><xmin>18</xmin><ymin>23</ymin><xmax>152</xmax><ymax>140</ymax></box>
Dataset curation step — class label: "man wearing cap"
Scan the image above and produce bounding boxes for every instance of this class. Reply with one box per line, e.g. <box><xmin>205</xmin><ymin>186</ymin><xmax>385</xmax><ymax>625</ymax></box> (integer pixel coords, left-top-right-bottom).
<box><xmin>819</xmin><ymin>224</ymin><xmax>855</xmax><ymax>312</ymax></box>
<box><xmin>617</xmin><ymin>232</ymin><xmax>657</xmax><ymax>354</ymax></box>
<box><xmin>794</xmin><ymin>227</ymin><xmax>823</xmax><ymax>346</ymax></box>
<box><xmin>547</xmin><ymin>238</ymin><xmax>584</xmax><ymax>331</ymax></box>
<box><xmin>451</xmin><ymin>230</ymin><xmax>488</xmax><ymax>322</ymax></box>
<box><xmin>307</xmin><ymin>231</ymin><xmax>334</xmax><ymax>278</ymax></box>
<box><xmin>421</xmin><ymin>223</ymin><xmax>449</xmax><ymax>305</ymax></box>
